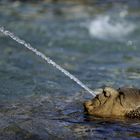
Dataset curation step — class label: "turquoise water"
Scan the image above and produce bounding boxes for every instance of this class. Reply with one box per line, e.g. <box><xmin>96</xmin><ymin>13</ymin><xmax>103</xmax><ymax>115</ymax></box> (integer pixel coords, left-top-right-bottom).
<box><xmin>0</xmin><ymin>0</ymin><xmax>140</xmax><ymax>139</ymax></box>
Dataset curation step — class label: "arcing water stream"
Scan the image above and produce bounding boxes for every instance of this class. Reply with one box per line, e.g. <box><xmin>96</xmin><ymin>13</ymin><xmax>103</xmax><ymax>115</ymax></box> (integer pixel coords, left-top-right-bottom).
<box><xmin>0</xmin><ymin>26</ymin><xmax>96</xmax><ymax>97</ymax></box>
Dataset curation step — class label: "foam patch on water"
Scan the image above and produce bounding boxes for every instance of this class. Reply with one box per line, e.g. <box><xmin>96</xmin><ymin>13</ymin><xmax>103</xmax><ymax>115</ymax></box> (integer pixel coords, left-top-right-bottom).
<box><xmin>88</xmin><ymin>15</ymin><xmax>135</xmax><ymax>41</ymax></box>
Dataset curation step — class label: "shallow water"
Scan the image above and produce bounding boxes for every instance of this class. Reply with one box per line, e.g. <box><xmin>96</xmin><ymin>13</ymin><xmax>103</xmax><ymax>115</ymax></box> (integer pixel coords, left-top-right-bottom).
<box><xmin>0</xmin><ymin>0</ymin><xmax>140</xmax><ymax>139</ymax></box>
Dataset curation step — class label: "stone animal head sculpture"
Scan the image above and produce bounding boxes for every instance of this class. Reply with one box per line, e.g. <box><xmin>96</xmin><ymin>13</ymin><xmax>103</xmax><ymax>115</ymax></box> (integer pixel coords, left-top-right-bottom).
<box><xmin>84</xmin><ymin>87</ymin><xmax>140</xmax><ymax>119</ymax></box>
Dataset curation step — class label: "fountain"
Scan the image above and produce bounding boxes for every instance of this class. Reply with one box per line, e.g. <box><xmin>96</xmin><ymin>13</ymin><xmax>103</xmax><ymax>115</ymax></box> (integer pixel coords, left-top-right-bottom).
<box><xmin>0</xmin><ymin>26</ymin><xmax>96</xmax><ymax>97</ymax></box>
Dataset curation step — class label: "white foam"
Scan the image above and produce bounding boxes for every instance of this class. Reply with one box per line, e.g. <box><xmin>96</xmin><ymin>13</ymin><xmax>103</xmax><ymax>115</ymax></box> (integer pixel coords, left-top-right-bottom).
<box><xmin>88</xmin><ymin>15</ymin><xmax>135</xmax><ymax>40</ymax></box>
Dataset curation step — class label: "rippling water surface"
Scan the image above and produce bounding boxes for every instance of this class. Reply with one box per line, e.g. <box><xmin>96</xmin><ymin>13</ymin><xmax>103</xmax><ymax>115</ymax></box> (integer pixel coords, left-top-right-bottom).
<box><xmin>0</xmin><ymin>0</ymin><xmax>140</xmax><ymax>139</ymax></box>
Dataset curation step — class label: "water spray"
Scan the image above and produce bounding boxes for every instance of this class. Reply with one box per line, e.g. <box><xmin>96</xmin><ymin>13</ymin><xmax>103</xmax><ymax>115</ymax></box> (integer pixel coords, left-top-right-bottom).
<box><xmin>0</xmin><ymin>26</ymin><xmax>96</xmax><ymax>97</ymax></box>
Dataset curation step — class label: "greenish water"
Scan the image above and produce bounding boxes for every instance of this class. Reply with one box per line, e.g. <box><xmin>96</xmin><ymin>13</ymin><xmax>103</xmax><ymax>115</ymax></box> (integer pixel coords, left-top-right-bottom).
<box><xmin>0</xmin><ymin>0</ymin><xmax>140</xmax><ymax>139</ymax></box>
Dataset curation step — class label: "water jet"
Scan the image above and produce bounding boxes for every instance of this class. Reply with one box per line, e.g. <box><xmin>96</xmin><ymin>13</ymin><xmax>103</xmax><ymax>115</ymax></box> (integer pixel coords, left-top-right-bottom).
<box><xmin>0</xmin><ymin>26</ymin><xmax>96</xmax><ymax>97</ymax></box>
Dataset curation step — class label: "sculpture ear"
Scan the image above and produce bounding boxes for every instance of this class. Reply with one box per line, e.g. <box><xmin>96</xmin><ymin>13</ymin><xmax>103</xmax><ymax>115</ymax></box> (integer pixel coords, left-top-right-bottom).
<box><xmin>103</xmin><ymin>87</ymin><xmax>118</xmax><ymax>97</ymax></box>
<box><xmin>103</xmin><ymin>89</ymin><xmax>110</xmax><ymax>97</ymax></box>
<box><xmin>118</xmin><ymin>91</ymin><xmax>125</xmax><ymax>98</ymax></box>
<box><xmin>117</xmin><ymin>91</ymin><xmax>125</xmax><ymax>106</ymax></box>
